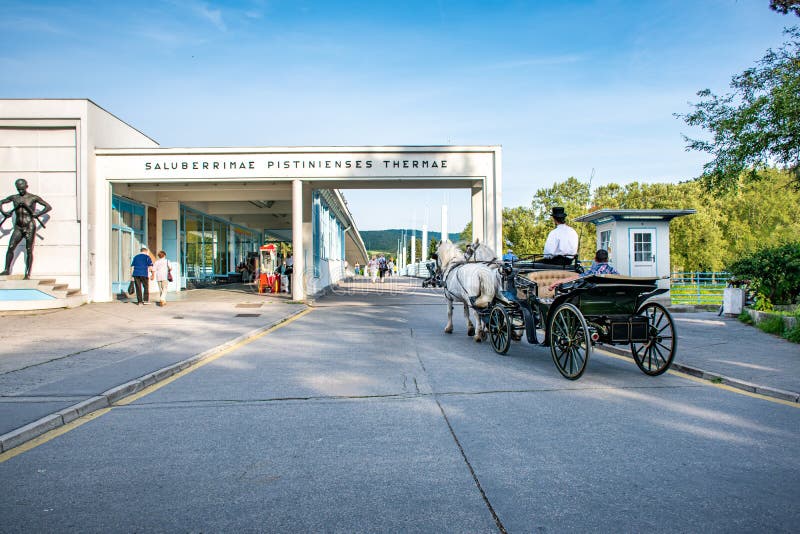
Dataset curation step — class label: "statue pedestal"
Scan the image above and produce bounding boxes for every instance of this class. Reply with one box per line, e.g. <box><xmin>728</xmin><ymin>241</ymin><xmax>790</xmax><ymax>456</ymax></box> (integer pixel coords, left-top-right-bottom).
<box><xmin>0</xmin><ymin>276</ymin><xmax>85</xmax><ymax>311</ymax></box>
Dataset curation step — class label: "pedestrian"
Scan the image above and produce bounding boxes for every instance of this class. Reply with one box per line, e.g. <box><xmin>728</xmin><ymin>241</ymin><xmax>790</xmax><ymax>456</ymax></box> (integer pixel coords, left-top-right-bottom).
<box><xmin>153</xmin><ymin>250</ymin><xmax>171</xmax><ymax>307</ymax></box>
<box><xmin>378</xmin><ymin>254</ymin><xmax>387</xmax><ymax>283</ymax></box>
<box><xmin>386</xmin><ymin>259</ymin><xmax>394</xmax><ymax>277</ymax></box>
<box><xmin>130</xmin><ymin>247</ymin><xmax>153</xmax><ymax>305</ymax></box>
<box><xmin>368</xmin><ymin>255</ymin><xmax>378</xmax><ymax>283</ymax></box>
<box><xmin>285</xmin><ymin>253</ymin><xmax>293</xmax><ymax>292</ymax></box>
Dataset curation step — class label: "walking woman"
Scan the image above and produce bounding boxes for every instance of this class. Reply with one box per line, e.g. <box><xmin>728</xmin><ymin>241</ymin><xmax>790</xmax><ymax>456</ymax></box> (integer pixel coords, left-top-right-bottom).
<box><xmin>153</xmin><ymin>250</ymin><xmax>171</xmax><ymax>307</ymax></box>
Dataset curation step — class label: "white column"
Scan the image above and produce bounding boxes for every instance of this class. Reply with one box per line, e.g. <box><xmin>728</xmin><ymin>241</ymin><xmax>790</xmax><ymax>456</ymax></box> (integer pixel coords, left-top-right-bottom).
<box><xmin>291</xmin><ymin>179</ymin><xmax>305</xmax><ymax>301</ymax></box>
<box><xmin>410</xmin><ymin>232</ymin><xmax>416</xmax><ymax>265</ymax></box>
<box><xmin>441</xmin><ymin>205</ymin><xmax>448</xmax><ymax>243</ymax></box>
<box><xmin>471</xmin><ymin>186</ymin><xmax>484</xmax><ymax>244</ymax></box>
<box><xmin>421</xmin><ymin>225</ymin><xmax>428</xmax><ymax>262</ymax></box>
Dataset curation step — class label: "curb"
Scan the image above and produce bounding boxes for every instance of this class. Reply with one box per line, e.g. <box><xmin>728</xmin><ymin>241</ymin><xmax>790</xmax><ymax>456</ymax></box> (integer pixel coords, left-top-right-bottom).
<box><xmin>597</xmin><ymin>345</ymin><xmax>800</xmax><ymax>403</ymax></box>
<box><xmin>0</xmin><ymin>306</ymin><xmax>309</xmax><ymax>454</ymax></box>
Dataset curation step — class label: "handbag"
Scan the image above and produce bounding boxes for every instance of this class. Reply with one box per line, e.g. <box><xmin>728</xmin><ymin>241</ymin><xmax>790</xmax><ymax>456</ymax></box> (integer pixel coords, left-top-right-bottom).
<box><xmin>167</xmin><ymin>266</ymin><xmax>173</xmax><ymax>282</ymax></box>
<box><xmin>127</xmin><ymin>280</ymin><xmax>135</xmax><ymax>294</ymax></box>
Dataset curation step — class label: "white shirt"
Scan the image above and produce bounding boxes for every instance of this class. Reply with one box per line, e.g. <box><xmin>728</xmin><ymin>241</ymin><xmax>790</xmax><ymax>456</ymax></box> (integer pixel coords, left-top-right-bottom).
<box><xmin>543</xmin><ymin>224</ymin><xmax>579</xmax><ymax>257</ymax></box>
<box><xmin>153</xmin><ymin>257</ymin><xmax>170</xmax><ymax>282</ymax></box>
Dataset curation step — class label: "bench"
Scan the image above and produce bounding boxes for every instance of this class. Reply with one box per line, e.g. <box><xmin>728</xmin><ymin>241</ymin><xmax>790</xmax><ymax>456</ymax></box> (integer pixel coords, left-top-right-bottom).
<box><xmin>517</xmin><ymin>270</ymin><xmax>575</xmax><ymax>300</ymax></box>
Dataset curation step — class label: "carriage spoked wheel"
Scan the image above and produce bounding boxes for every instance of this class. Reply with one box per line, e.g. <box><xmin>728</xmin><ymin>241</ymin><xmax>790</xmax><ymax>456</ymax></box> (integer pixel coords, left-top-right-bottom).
<box><xmin>549</xmin><ymin>303</ymin><xmax>591</xmax><ymax>380</ymax></box>
<box><xmin>631</xmin><ymin>302</ymin><xmax>676</xmax><ymax>376</ymax></box>
<box><xmin>488</xmin><ymin>305</ymin><xmax>512</xmax><ymax>355</ymax></box>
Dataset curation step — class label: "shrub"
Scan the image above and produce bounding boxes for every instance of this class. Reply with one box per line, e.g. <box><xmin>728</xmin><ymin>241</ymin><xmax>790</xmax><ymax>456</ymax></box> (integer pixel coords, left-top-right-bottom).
<box><xmin>785</xmin><ymin>325</ymin><xmax>800</xmax><ymax>343</ymax></box>
<box><xmin>738</xmin><ymin>310</ymin><xmax>753</xmax><ymax>324</ymax></box>
<box><xmin>725</xmin><ymin>242</ymin><xmax>800</xmax><ymax>305</ymax></box>
<box><xmin>785</xmin><ymin>327</ymin><xmax>800</xmax><ymax>343</ymax></box>
<box><xmin>757</xmin><ymin>315</ymin><xmax>786</xmax><ymax>336</ymax></box>
<box><xmin>753</xmin><ymin>294</ymin><xmax>774</xmax><ymax>311</ymax></box>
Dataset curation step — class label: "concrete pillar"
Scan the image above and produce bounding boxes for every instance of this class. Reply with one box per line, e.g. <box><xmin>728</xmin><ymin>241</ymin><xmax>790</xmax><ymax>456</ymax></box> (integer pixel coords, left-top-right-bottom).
<box><xmin>156</xmin><ymin>200</ymin><xmax>180</xmax><ymax>292</ymax></box>
<box><xmin>488</xmin><ymin>149</ymin><xmax>503</xmax><ymax>255</ymax></box>
<box><xmin>421</xmin><ymin>225</ymin><xmax>428</xmax><ymax>262</ymax></box>
<box><xmin>92</xmin><ymin>180</ymin><xmax>113</xmax><ymax>302</ymax></box>
<box><xmin>410</xmin><ymin>232</ymin><xmax>416</xmax><ymax>265</ymax></box>
<box><xmin>441</xmin><ymin>205</ymin><xmax>448</xmax><ymax>243</ymax></box>
<box><xmin>471</xmin><ymin>186</ymin><xmax>485</xmax><ymax>245</ymax></box>
<box><xmin>291</xmin><ymin>179</ymin><xmax>304</xmax><ymax>301</ymax></box>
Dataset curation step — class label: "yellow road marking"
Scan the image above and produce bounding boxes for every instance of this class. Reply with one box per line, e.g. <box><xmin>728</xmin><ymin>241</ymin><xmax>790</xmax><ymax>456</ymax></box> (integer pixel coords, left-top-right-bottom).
<box><xmin>0</xmin><ymin>409</ymin><xmax>112</xmax><ymax>463</ymax></box>
<box><xmin>595</xmin><ymin>348</ymin><xmax>800</xmax><ymax>408</ymax></box>
<box><xmin>0</xmin><ymin>308</ymin><xmax>312</xmax><ymax>463</ymax></box>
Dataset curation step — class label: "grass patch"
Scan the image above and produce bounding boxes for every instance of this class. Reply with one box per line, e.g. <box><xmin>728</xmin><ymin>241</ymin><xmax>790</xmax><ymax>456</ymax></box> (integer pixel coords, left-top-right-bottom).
<box><xmin>710</xmin><ymin>377</ymin><xmax>724</xmax><ymax>384</ymax></box>
<box><xmin>757</xmin><ymin>315</ymin><xmax>786</xmax><ymax>336</ymax></box>
<box><xmin>738</xmin><ymin>311</ymin><xmax>753</xmax><ymax>324</ymax></box>
<box><xmin>785</xmin><ymin>325</ymin><xmax>800</xmax><ymax>343</ymax></box>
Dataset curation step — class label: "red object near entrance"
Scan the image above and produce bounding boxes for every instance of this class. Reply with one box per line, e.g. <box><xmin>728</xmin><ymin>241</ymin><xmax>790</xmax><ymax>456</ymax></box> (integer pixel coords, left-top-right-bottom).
<box><xmin>259</xmin><ymin>273</ymin><xmax>279</xmax><ymax>293</ymax></box>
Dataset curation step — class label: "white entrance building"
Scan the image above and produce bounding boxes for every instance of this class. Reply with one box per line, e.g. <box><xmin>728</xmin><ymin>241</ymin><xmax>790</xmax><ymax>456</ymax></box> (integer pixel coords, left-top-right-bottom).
<box><xmin>1</xmin><ymin>99</ymin><xmax>502</xmax><ymax>304</ymax></box>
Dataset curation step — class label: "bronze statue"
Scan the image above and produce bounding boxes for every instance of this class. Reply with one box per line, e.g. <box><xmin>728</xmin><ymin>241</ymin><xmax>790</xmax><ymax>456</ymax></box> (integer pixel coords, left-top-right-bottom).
<box><xmin>1</xmin><ymin>179</ymin><xmax>52</xmax><ymax>279</ymax></box>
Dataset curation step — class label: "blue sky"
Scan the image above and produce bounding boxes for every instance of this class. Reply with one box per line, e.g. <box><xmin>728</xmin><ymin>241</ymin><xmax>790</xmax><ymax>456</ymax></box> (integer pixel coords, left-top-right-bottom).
<box><xmin>0</xmin><ymin>1</ymin><xmax>792</xmax><ymax>232</ymax></box>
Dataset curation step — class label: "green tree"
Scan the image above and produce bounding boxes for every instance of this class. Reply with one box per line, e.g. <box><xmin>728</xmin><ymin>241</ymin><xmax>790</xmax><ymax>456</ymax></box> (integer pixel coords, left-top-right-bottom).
<box><xmin>502</xmin><ymin>206</ymin><xmax>542</xmax><ymax>256</ymax></box>
<box><xmin>770</xmin><ymin>0</ymin><xmax>800</xmax><ymax>17</ymax></box>
<box><xmin>428</xmin><ymin>236</ymin><xmax>439</xmax><ymax>258</ymax></box>
<box><xmin>726</xmin><ymin>242</ymin><xmax>800</xmax><ymax>304</ymax></box>
<box><xmin>459</xmin><ymin>221</ymin><xmax>473</xmax><ymax>243</ymax></box>
<box><xmin>532</xmin><ymin>177</ymin><xmax>594</xmax><ymax>260</ymax></box>
<box><xmin>678</xmin><ymin>27</ymin><xmax>800</xmax><ymax>190</ymax></box>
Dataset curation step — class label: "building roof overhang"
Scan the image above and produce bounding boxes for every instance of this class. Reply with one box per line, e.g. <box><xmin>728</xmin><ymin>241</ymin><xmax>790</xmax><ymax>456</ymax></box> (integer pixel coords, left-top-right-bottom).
<box><xmin>574</xmin><ymin>209</ymin><xmax>696</xmax><ymax>225</ymax></box>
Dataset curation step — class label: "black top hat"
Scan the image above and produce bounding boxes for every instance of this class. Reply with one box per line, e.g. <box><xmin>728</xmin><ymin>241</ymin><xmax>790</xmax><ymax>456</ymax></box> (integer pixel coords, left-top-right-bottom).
<box><xmin>551</xmin><ymin>206</ymin><xmax>567</xmax><ymax>219</ymax></box>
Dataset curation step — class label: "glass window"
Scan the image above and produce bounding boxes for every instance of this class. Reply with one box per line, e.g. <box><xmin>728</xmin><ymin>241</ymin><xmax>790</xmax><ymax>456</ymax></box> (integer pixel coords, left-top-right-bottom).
<box><xmin>184</xmin><ymin>214</ymin><xmax>200</xmax><ymax>278</ymax></box>
<box><xmin>633</xmin><ymin>232</ymin><xmax>653</xmax><ymax>262</ymax></box>
<box><xmin>600</xmin><ymin>230</ymin><xmax>611</xmax><ymax>252</ymax></box>
<box><xmin>111</xmin><ymin>228</ymin><xmax>120</xmax><ymax>281</ymax></box>
<box><xmin>181</xmin><ymin>206</ymin><xmax>259</xmax><ymax>283</ymax></box>
<box><xmin>111</xmin><ymin>196</ymin><xmax>146</xmax><ymax>292</ymax></box>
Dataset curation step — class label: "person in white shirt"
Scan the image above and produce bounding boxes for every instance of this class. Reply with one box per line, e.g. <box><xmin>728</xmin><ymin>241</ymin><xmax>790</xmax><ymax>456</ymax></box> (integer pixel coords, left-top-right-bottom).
<box><xmin>153</xmin><ymin>250</ymin><xmax>171</xmax><ymax>307</ymax></box>
<box><xmin>543</xmin><ymin>206</ymin><xmax>579</xmax><ymax>258</ymax></box>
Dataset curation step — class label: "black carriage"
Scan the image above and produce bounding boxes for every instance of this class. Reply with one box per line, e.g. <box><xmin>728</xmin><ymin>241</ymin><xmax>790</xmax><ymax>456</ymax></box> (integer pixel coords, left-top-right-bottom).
<box><xmin>421</xmin><ymin>260</ymin><xmax>443</xmax><ymax>288</ymax></box>
<box><xmin>482</xmin><ymin>256</ymin><xmax>676</xmax><ymax>380</ymax></box>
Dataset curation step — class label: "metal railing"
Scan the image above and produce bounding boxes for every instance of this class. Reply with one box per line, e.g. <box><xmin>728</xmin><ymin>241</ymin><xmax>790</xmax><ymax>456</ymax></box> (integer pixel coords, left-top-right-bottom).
<box><xmin>404</xmin><ymin>264</ymin><xmax>732</xmax><ymax>306</ymax></box>
<box><xmin>670</xmin><ymin>271</ymin><xmax>730</xmax><ymax>305</ymax></box>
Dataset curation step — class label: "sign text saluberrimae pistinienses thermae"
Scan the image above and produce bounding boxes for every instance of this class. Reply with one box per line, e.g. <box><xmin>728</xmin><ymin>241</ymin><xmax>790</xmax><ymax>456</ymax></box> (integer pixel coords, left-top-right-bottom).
<box><xmin>144</xmin><ymin>159</ymin><xmax>449</xmax><ymax>171</ymax></box>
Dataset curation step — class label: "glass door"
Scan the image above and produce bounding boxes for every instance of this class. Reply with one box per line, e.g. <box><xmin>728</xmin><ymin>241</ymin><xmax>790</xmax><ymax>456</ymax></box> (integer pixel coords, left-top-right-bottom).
<box><xmin>630</xmin><ymin>229</ymin><xmax>656</xmax><ymax>277</ymax></box>
<box><xmin>111</xmin><ymin>196</ymin><xmax>146</xmax><ymax>294</ymax></box>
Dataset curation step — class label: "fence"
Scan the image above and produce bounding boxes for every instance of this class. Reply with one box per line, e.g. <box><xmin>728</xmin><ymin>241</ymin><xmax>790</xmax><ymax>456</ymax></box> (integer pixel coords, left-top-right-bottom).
<box><xmin>669</xmin><ymin>271</ymin><xmax>730</xmax><ymax>306</ymax></box>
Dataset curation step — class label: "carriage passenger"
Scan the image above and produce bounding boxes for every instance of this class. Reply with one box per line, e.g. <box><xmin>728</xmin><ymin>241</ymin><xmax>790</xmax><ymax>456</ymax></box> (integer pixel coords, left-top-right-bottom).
<box><xmin>547</xmin><ymin>249</ymin><xmax>618</xmax><ymax>290</ymax></box>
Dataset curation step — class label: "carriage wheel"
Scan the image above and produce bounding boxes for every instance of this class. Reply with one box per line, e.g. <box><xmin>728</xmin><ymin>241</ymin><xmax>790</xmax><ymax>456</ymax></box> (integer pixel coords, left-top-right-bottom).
<box><xmin>489</xmin><ymin>306</ymin><xmax>512</xmax><ymax>355</ymax></box>
<box><xmin>549</xmin><ymin>303</ymin><xmax>591</xmax><ymax>380</ymax></box>
<box><xmin>631</xmin><ymin>302</ymin><xmax>676</xmax><ymax>376</ymax></box>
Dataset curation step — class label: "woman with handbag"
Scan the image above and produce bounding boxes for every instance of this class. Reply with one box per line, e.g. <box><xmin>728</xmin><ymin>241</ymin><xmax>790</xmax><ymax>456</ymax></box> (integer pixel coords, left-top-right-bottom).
<box><xmin>153</xmin><ymin>250</ymin><xmax>171</xmax><ymax>307</ymax></box>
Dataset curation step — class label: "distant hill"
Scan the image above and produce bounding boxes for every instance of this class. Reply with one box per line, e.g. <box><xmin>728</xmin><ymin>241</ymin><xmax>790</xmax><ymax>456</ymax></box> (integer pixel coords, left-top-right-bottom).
<box><xmin>359</xmin><ymin>229</ymin><xmax>442</xmax><ymax>253</ymax></box>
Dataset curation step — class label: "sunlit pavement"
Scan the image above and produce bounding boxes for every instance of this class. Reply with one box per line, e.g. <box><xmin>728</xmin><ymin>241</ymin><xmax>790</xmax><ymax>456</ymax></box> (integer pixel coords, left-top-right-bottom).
<box><xmin>1</xmin><ymin>277</ymin><xmax>798</xmax><ymax>532</ymax></box>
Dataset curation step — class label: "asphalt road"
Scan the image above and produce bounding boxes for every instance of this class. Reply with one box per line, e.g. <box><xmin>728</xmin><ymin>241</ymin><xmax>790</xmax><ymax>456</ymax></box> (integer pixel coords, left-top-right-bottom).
<box><xmin>2</xmin><ymin>278</ymin><xmax>798</xmax><ymax>533</ymax></box>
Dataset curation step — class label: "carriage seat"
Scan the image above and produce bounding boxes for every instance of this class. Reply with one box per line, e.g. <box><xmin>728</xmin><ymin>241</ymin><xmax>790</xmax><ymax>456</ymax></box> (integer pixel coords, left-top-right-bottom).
<box><xmin>517</xmin><ymin>270</ymin><xmax>572</xmax><ymax>300</ymax></box>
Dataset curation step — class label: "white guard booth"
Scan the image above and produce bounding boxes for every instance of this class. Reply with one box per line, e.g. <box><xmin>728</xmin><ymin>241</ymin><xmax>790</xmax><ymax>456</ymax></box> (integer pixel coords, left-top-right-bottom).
<box><xmin>574</xmin><ymin>209</ymin><xmax>695</xmax><ymax>296</ymax></box>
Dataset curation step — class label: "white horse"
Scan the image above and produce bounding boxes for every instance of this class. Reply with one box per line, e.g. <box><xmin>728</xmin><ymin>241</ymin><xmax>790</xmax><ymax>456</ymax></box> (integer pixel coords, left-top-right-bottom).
<box><xmin>437</xmin><ymin>241</ymin><xmax>501</xmax><ymax>342</ymax></box>
<box><xmin>464</xmin><ymin>239</ymin><xmax>499</xmax><ymax>263</ymax></box>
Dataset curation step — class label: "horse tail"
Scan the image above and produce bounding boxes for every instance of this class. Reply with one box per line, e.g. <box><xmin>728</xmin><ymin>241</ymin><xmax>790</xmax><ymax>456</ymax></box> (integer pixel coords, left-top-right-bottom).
<box><xmin>473</xmin><ymin>267</ymin><xmax>497</xmax><ymax>308</ymax></box>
